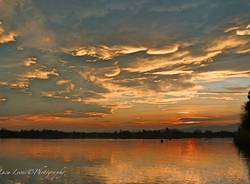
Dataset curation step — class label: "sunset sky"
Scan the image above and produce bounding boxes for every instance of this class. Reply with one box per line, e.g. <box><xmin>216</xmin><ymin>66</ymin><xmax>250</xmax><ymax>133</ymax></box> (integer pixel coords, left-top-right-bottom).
<box><xmin>0</xmin><ymin>0</ymin><xmax>249</xmax><ymax>131</ymax></box>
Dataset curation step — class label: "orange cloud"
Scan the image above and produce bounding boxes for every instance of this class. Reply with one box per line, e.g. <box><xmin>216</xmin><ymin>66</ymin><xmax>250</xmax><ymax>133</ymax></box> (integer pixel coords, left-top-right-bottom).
<box><xmin>56</xmin><ymin>79</ymin><xmax>70</xmax><ymax>85</ymax></box>
<box><xmin>124</xmin><ymin>50</ymin><xmax>220</xmax><ymax>73</ymax></box>
<box><xmin>146</xmin><ymin>44</ymin><xmax>179</xmax><ymax>55</ymax></box>
<box><xmin>194</xmin><ymin>70</ymin><xmax>250</xmax><ymax>82</ymax></box>
<box><xmin>224</xmin><ymin>23</ymin><xmax>250</xmax><ymax>36</ymax></box>
<box><xmin>236</xmin><ymin>29</ymin><xmax>250</xmax><ymax>36</ymax></box>
<box><xmin>23</xmin><ymin>57</ymin><xmax>37</xmax><ymax>67</ymax></box>
<box><xmin>0</xmin><ymin>22</ymin><xmax>17</xmax><ymax>44</ymax></box>
<box><xmin>64</xmin><ymin>45</ymin><xmax>147</xmax><ymax>60</ymax></box>
<box><xmin>224</xmin><ymin>26</ymin><xmax>240</xmax><ymax>33</ymax></box>
<box><xmin>236</xmin><ymin>48</ymin><xmax>250</xmax><ymax>54</ymax></box>
<box><xmin>205</xmin><ymin>36</ymin><xmax>248</xmax><ymax>52</ymax></box>
<box><xmin>22</xmin><ymin>69</ymin><xmax>59</xmax><ymax>79</ymax></box>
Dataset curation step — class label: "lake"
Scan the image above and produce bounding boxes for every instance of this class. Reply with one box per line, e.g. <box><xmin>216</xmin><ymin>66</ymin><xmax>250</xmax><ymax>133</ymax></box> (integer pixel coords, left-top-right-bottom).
<box><xmin>0</xmin><ymin>139</ymin><xmax>249</xmax><ymax>184</ymax></box>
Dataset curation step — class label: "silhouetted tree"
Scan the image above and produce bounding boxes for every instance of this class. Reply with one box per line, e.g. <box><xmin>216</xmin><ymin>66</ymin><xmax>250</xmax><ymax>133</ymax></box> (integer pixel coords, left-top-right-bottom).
<box><xmin>241</xmin><ymin>91</ymin><xmax>250</xmax><ymax>130</ymax></box>
<box><xmin>0</xmin><ymin>128</ymin><xmax>235</xmax><ymax>139</ymax></box>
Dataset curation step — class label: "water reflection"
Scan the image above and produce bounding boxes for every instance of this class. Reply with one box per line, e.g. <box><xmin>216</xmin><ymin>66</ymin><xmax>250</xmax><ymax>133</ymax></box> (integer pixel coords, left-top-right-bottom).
<box><xmin>0</xmin><ymin>139</ymin><xmax>249</xmax><ymax>184</ymax></box>
<box><xmin>235</xmin><ymin>144</ymin><xmax>250</xmax><ymax>183</ymax></box>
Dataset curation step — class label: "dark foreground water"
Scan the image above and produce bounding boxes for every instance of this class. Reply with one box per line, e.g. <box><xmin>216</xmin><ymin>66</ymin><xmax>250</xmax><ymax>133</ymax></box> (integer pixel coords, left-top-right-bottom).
<box><xmin>0</xmin><ymin>139</ymin><xmax>249</xmax><ymax>184</ymax></box>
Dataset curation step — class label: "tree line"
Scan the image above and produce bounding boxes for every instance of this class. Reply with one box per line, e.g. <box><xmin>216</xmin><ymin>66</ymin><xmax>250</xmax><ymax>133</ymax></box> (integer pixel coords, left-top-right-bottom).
<box><xmin>0</xmin><ymin>128</ymin><xmax>235</xmax><ymax>139</ymax></box>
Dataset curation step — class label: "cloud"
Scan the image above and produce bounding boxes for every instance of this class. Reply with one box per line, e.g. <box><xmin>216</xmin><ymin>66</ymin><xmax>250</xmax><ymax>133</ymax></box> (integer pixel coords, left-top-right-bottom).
<box><xmin>64</xmin><ymin>45</ymin><xmax>147</xmax><ymax>60</ymax></box>
<box><xmin>179</xmin><ymin>115</ymin><xmax>239</xmax><ymax>124</ymax></box>
<box><xmin>77</xmin><ymin>67</ymin><xmax>200</xmax><ymax>110</ymax></box>
<box><xmin>22</xmin><ymin>69</ymin><xmax>59</xmax><ymax>80</ymax></box>
<box><xmin>40</xmin><ymin>91</ymin><xmax>61</xmax><ymax>99</ymax></box>
<box><xmin>202</xmin><ymin>91</ymin><xmax>245</xmax><ymax>95</ymax></box>
<box><xmin>23</xmin><ymin>57</ymin><xmax>37</xmax><ymax>67</ymax></box>
<box><xmin>10</xmin><ymin>79</ymin><xmax>30</xmax><ymax>90</ymax></box>
<box><xmin>52</xmin><ymin>110</ymin><xmax>108</xmax><ymax>119</ymax></box>
<box><xmin>194</xmin><ymin>70</ymin><xmax>250</xmax><ymax>82</ymax></box>
<box><xmin>40</xmin><ymin>82</ymin><xmax>76</xmax><ymax>100</ymax></box>
<box><xmin>232</xmin><ymin>24</ymin><xmax>250</xmax><ymax>36</ymax></box>
<box><xmin>0</xmin><ymin>0</ymin><xmax>56</xmax><ymax>50</ymax></box>
<box><xmin>225</xmin><ymin>86</ymin><xmax>249</xmax><ymax>91</ymax></box>
<box><xmin>0</xmin><ymin>0</ymin><xmax>249</xmax><ymax>130</ymax></box>
<box><xmin>17</xmin><ymin>20</ymin><xmax>56</xmax><ymax>50</ymax></box>
<box><xmin>199</xmin><ymin>96</ymin><xmax>234</xmax><ymax>101</ymax></box>
<box><xmin>0</xmin><ymin>97</ymin><xmax>7</xmax><ymax>102</ymax></box>
<box><xmin>0</xmin><ymin>111</ymin><xmax>109</xmax><ymax>124</ymax></box>
<box><xmin>0</xmin><ymin>32</ymin><xmax>16</xmax><ymax>44</ymax></box>
<box><xmin>146</xmin><ymin>44</ymin><xmax>179</xmax><ymax>55</ymax></box>
<box><xmin>205</xmin><ymin>36</ymin><xmax>248</xmax><ymax>52</ymax></box>
<box><xmin>224</xmin><ymin>26</ymin><xmax>240</xmax><ymax>33</ymax></box>
<box><xmin>0</xmin><ymin>22</ymin><xmax>17</xmax><ymax>44</ymax></box>
<box><xmin>0</xmin><ymin>68</ymin><xmax>60</xmax><ymax>92</ymax></box>
<box><xmin>236</xmin><ymin>48</ymin><xmax>250</xmax><ymax>54</ymax></box>
<box><xmin>225</xmin><ymin>23</ymin><xmax>250</xmax><ymax>36</ymax></box>
<box><xmin>152</xmin><ymin>71</ymin><xmax>193</xmax><ymax>75</ymax></box>
<box><xmin>64</xmin><ymin>42</ymin><xmax>191</xmax><ymax>61</ymax></box>
<box><xmin>0</xmin><ymin>78</ymin><xmax>29</xmax><ymax>90</ymax></box>
<box><xmin>0</xmin><ymin>0</ymin><xmax>27</xmax><ymax>18</ymax></box>
<box><xmin>123</xmin><ymin>50</ymin><xmax>221</xmax><ymax>73</ymax></box>
<box><xmin>56</xmin><ymin>79</ymin><xmax>70</xmax><ymax>85</ymax></box>
<box><xmin>236</xmin><ymin>29</ymin><xmax>250</xmax><ymax>36</ymax></box>
<box><xmin>104</xmin><ymin>66</ymin><xmax>121</xmax><ymax>77</ymax></box>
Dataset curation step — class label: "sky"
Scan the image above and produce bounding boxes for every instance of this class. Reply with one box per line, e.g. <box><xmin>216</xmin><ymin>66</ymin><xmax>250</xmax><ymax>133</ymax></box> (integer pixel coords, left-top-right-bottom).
<box><xmin>0</xmin><ymin>0</ymin><xmax>249</xmax><ymax>131</ymax></box>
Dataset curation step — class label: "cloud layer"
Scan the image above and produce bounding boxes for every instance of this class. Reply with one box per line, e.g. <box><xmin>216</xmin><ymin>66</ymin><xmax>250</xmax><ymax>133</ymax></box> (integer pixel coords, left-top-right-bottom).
<box><xmin>0</xmin><ymin>0</ymin><xmax>249</xmax><ymax>131</ymax></box>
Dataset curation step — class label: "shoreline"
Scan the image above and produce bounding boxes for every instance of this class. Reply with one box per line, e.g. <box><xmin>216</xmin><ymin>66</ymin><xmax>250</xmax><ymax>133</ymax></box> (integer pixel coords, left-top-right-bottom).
<box><xmin>0</xmin><ymin>137</ymin><xmax>235</xmax><ymax>140</ymax></box>
<box><xmin>0</xmin><ymin>128</ymin><xmax>236</xmax><ymax>139</ymax></box>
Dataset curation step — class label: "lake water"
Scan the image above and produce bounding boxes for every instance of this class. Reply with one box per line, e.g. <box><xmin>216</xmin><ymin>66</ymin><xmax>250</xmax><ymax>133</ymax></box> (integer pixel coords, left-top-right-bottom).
<box><xmin>0</xmin><ymin>139</ymin><xmax>249</xmax><ymax>184</ymax></box>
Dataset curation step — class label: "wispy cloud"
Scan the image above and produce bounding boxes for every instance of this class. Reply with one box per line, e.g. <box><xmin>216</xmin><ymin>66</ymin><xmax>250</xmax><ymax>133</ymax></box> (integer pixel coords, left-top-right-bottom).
<box><xmin>194</xmin><ymin>70</ymin><xmax>250</xmax><ymax>82</ymax></box>
<box><xmin>205</xmin><ymin>36</ymin><xmax>248</xmax><ymax>52</ymax></box>
<box><xmin>64</xmin><ymin>45</ymin><xmax>147</xmax><ymax>60</ymax></box>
